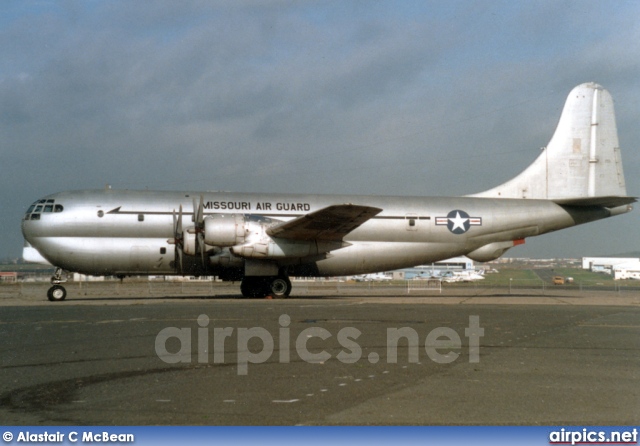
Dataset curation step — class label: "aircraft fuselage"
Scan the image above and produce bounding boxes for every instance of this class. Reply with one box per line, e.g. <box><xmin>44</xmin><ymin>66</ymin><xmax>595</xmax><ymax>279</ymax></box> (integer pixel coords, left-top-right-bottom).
<box><xmin>21</xmin><ymin>188</ymin><xmax>610</xmax><ymax>278</ymax></box>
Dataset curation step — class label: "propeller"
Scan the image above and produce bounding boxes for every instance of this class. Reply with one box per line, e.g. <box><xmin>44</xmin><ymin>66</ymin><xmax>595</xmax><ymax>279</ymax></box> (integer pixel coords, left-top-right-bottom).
<box><xmin>169</xmin><ymin>196</ymin><xmax>208</xmax><ymax>272</ymax></box>
<box><xmin>192</xmin><ymin>195</ymin><xmax>206</xmax><ymax>266</ymax></box>
<box><xmin>192</xmin><ymin>195</ymin><xmax>204</xmax><ymax>224</ymax></box>
<box><xmin>168</xmin><ymin>205</ymin><xmax>184</xmax><ymax>273</ymax></box>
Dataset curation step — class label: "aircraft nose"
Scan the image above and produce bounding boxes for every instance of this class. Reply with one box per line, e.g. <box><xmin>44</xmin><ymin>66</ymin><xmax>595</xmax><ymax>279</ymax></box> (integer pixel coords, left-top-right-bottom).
<box><xmin>21</xmin><ymin>196</ymin><xmax>65</xmax><ymax>241</ymax></box>
<box><xmin>21</xmin><ymin>201</ymin><xmax>38</xmax><ymax>242</ymax></box>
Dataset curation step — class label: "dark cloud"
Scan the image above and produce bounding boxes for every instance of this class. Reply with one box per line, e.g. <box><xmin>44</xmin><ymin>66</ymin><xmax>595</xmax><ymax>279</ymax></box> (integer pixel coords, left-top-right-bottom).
<box><xmin>2</xmin><ymin>0</ymin><xmax>639</xmax><ymax>260</ymax></box>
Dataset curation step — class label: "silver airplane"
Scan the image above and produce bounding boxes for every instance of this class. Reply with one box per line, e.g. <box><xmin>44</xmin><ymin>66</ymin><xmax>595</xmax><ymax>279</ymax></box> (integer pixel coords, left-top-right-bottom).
<box><xmin>21</xmin><ymin>83</ymin><xmax>635</xmax><ymax>301</ymax></box>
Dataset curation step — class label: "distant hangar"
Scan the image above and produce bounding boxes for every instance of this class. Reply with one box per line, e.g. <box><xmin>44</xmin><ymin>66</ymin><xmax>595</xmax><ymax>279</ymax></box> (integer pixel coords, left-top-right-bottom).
<box><xmin>582</xmin><ymin>257</ymin><xmax>640</xmax><ymax>280</ymax></box>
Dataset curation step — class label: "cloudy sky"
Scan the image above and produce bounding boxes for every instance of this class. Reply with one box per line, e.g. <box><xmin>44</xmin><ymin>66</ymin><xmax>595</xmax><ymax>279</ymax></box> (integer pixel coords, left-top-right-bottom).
<box><xmin>2</xmin><ymin>0</ymin><xmax>639</xmax><ymax>261</ymax></box>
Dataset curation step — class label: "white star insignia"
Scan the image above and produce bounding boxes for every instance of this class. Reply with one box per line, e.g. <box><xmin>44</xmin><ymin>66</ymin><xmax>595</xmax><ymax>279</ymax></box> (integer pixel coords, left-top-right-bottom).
<box><xmin>449</xmin><ymin>212</ymin><xmax>469</xmax><ymax>232</ymax></box>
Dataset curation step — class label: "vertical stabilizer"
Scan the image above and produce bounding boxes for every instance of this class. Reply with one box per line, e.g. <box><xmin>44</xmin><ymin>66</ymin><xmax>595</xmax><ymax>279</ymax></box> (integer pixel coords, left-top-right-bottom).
<box><xmin>471</xmin><ymin>83</ymin><xmax>629</xmax><ymax>201</ymax></box>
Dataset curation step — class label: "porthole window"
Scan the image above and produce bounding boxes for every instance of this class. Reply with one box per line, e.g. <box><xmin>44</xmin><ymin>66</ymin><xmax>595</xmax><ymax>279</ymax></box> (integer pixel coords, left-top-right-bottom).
<box><xmin>160</xmin><ymin>247</ymin><xmax>167</xmax><ymax>254</ymax></box>
<box><xmin>405</xmin><ymin>214</ymin><xmax>418</xmax><ymax>231</ymax></box>
<box><xmin>97</xmin><ymin>210</ymin><xmax>104</xmax><ymax>218</ymax></box>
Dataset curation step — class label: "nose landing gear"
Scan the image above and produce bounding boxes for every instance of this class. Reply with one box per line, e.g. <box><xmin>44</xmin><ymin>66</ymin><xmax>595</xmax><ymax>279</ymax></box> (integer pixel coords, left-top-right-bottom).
<box><xmin>47</xmin><ymin>284</ymin><xmax>67</xmax><ymax>301</ymax></box>
<box><xmin>47</xmin><ymin>268</ymin><xmax>68</xmax><ymax>301</ymax></box>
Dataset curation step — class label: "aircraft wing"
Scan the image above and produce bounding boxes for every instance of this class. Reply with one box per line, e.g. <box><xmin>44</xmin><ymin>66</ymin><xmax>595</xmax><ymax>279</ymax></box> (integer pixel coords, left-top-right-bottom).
<box><xmin>266</xmin><ymin>204</ymin><xmax>382</xmax><ymax>241</ymax></box>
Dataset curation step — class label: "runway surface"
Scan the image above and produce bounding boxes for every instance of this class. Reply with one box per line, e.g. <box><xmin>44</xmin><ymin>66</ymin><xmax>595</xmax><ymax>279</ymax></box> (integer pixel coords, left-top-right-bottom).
<box><xmin>1</xmin><ymin>291</ymin><xmax>639</xmax><ymax>425</ymax></box>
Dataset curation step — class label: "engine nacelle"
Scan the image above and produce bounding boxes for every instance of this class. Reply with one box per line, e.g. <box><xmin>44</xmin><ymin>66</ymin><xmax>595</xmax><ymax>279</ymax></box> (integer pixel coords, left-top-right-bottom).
<box><xmin>203</xmin><ymin>214</ymin><xmax>249</xmax><ymax>247</ymax></box>
<box><xmin>466</xmin><ymin>239</ymin><xmax>524</xmax><ymax>262</ymax></box>
<box><xmin>182</xmin><ymin>230</ymin><xmax>197</xmax><ymax>256</ymax></box>
<box><xmin>209</xmin><ymin>247</ymin><xmax>244</xmax><ymax>268</ymax></box>
<box><xmin>202</xmin><ymin>213</ymin><xmax>346</xmax><ymax>259</ymax></box>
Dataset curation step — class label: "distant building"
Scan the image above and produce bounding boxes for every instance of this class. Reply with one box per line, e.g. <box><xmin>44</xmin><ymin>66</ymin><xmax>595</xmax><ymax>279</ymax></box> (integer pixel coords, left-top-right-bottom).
<box><xmin>581</xmin><ymin>257</ymin><xmax>639</xmax><ymax>273</ymax></box>
<box><xmin>72</xmin><ymin>273</ymin><xmax>105</xmax><ymax>282</ymax></box>
<box><xmin>613</xmin><ymin>262</ymin><xmax>640</xmax><ymax>280</ymax></box>
<box><xmin>430</xmin><ymin>256</ymin><xmax>475</xmax><ymax>270</ymax></box>
<box><xmin>400</xmin><ymin>257</ymin><xmax>475</xmax><ymax>280</ymax></box>
<box><xmin>0</xmin><ymin>272</ymin><xmax>18</xmax><ymax>283</ymax></box>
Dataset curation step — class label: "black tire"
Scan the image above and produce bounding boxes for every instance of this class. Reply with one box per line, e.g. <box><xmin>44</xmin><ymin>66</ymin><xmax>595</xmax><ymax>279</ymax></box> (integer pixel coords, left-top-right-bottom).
<box><xmin>240</xmin><ymin>276</ymin><xmax>292</xmax><ymax>298</ymax></box>
<box><xmin>47</xmin><ymin>285</ymin><xmax>67</xmax><ymax>302</ymax></box>
<box><xmin>269</xmin><ymin>276</ymin><xmax>292</xmax><ymax>297</ymax></box>
<box><xmin>240</xmin><ymin>277</ymin><xmax>268</xmax><ymax>298</ymax></box>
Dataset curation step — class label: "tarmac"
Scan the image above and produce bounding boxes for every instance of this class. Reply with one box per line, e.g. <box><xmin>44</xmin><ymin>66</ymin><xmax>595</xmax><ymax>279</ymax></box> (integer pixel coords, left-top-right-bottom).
<box><xmin>1</xmin><ymin>283</ymin><xmax>638</xmax><ymax>425</ymax></box>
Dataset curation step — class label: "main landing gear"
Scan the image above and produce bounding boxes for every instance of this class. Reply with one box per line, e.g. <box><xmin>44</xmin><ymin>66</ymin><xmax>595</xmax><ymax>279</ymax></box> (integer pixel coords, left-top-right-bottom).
<box><xmin>47</xmin><ymin>268</ymin><xmax>68</xmax><ymax>302</ymax></box>
<box><xmin>240</xmin><ymin>276</ymin><xmax>292</xmax><ymax>298</ymax></box>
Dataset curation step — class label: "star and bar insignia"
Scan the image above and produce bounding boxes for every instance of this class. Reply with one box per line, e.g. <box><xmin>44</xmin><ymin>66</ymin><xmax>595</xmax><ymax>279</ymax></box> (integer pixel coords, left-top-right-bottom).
<box><xmin>435</xmin><ymin>210</ymin><xmax>482</xmax><ymax>234</ymax></box>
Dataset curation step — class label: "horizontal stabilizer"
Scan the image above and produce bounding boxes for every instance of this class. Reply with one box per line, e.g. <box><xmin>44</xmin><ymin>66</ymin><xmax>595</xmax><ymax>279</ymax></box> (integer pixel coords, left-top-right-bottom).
<box><xmin>267</xmin><ymin>204</ymin><xmax>382</xmax><ymax>241</ymax></box>
<box><xmin>553</xmin><ymin>196</ymin><xmax>637</xmax><ymax>208</ymax></box>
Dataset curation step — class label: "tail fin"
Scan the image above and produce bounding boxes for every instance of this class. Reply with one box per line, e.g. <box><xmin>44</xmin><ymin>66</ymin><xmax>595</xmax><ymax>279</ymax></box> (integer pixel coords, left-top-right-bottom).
<box><xmin>471</xmin><ymin>83</ymin><xmax>633</xmax><ymax>206</ymax></box>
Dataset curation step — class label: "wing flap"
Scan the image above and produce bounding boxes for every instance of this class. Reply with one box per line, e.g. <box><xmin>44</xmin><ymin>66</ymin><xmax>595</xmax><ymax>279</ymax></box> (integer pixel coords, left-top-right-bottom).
<box><xmin>267</xmin><ymin>204</ymin><xmax>382</xmax><ymax>241</ymax></box>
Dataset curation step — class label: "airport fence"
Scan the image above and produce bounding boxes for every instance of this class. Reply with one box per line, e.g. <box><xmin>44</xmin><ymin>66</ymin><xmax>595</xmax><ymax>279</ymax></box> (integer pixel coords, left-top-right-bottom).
<box><xmin>0</xmin><ymin>280</ymin><xmax>239</xmax><ymax>299</ymax></box>
<box><xmin>2</xmin><ymin>278</ymin><xmax>640</xmax><ymax>300</ymax></box>
<box><xmin>407</xmin><ymin>279</ymin><xmax>442</xmax><ymax>294</ymax></box>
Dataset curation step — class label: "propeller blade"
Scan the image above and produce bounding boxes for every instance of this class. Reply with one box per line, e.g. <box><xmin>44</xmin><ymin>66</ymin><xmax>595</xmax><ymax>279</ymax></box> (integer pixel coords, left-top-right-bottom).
<box><xmin>197</xmin><ymin>195</ymin><xmax>204</xmax><ymax>225</ymax></box>
<box><xmin>172</xmin><ymin>209</ymin><xmax>177</xmax><ymax>235</ymax></box>
<box><xmin>176</xmin><ymin>247</ymin><xmax>183</xmax><ymax>274</ymax></box>
<box><xmin>197</xmin><ymin>232</ymin><xmax>206</xmax><ymax>265</ymax></box>
<box><xmin>172</xmin><ymin>205</ymin><xmax>185</xmax><ymax>274</ymax></box>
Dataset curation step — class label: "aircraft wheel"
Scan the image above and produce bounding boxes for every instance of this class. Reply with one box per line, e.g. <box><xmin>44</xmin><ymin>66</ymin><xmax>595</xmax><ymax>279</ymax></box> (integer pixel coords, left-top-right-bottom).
<box><xmin>269</xmin><ymin>276</ymin><xmax>292</xmax><ymax>298</ymax></box>
<box><xmin>47</xmin><ymin>285</ymin><xmax>67</xmax><ymax>302</ymax></box>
